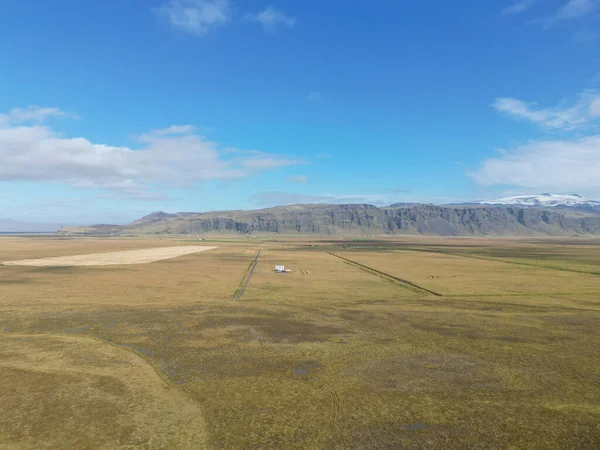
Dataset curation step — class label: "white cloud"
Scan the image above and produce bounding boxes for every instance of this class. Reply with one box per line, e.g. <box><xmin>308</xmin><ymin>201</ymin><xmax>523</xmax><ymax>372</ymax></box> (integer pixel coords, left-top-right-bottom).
<box><xmin>286</xmin><ymin>175</ymin><xmax>308</xmax><ymax>183</ymax></box>
<box><xmin>156</xmin><ymin>0</ymin><xmax>230</xmax><ymax>36</ymax></box>
<box><xmin>554</xmin><ymin>0</ymin><xmax>595</xmax><ymax>20</ymax></box>
<box><xmin>543</xmin><ymin>0</ymin><xmax>596</xmax><ymax>27</ymax></box>
<box><xmin>307</xmin><ymin>92</ymin><xmax>323</xmax><ymax>102</ymax></box>
<box><xmin>249</xmin><ymin>192</ymin><xmax>332</xmax><ymax>206</ymax></box>
<box><xmin>574</xmin><ymin>30</ymin><xmax>600</xmax><ymax>42</ymax></box>
<box><xmin>591</xmin><ymin>98</ymin><xmax>600</xmax><ymax>117</ymax></box>
<box><xmin>0</xmin><ymin>106</ymin><xmax>73</xmax><ymax>126</ymax></box>
<box><xmin>140</xmin><ymin>125</ymin><xmax>197</xmax><ymax>139</ymax></box>
<box><xmin>0</xmin><ymin>106</ymin><xmax>300</xmax><ymax>199</ymax></box>
<box><xmin>240</xmin><ymin>152</ymin><xmax>303</xmax><ymax>169</ymax></box>
<box><xmin>248</xmin><ymin>6</ymin><xmax>296</xmax><ymax>31</ymax></box>
<box><xmin>492</xmin><ymin>92</ymin><xmax>600</xmax><ymax>130</ymax></box>
<box><xmin>502</xmin><ymin>0</ymin><xmax>536</xmax><ymax>15</ymax></box>
<box><xmin>468</xmin><ymin>135</ymin><xmax>600</xmax><ymax>195</ymax></box>
<box><xmin>249</xmin><ymin>191</ymin><xmax>414</xmax><ymax>207</ymax></box>
<box><xmin>97</xmin><ymin>190</ymin><xmax>173</xmax><ymax>201</ymax></box>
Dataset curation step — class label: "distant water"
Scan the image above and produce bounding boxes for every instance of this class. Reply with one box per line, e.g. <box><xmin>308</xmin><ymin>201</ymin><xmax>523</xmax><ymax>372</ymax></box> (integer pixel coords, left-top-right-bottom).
<box><xmin>0</xmin><ymin>232</ymin><xmax>55</xmax><ymax>235</ymax></box>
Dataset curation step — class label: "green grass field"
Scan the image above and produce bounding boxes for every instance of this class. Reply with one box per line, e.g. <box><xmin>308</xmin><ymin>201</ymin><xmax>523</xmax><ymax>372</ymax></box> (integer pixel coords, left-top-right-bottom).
<box><xmin>1</xmin><ymin>236</ymin><xmax>600</xmax><ymax>448</ymax></box>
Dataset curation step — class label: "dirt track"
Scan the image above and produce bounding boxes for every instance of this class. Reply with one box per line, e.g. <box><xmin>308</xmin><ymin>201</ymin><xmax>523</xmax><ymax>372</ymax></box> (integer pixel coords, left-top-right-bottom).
<box><xmin>231</xmin><ymin>245</ymin><xmax>263</xmax><ymax>301</ymax></box>
<box><xmin>2</xmin><ymin>246</ymin><xmax>217</xmax><ymax>267</ymax></box>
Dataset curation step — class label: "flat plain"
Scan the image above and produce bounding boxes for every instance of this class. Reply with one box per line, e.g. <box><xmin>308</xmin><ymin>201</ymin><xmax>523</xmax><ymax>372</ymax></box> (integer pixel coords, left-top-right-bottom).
<box><xmin>1</xmin><ymin>235</ymin><xmax>600</xmax><ymax>449</ymax></box>
<box><xmin>2</xmin><ymin>245</ymin><xmax>217</xmax><ymax>266</ymax></box>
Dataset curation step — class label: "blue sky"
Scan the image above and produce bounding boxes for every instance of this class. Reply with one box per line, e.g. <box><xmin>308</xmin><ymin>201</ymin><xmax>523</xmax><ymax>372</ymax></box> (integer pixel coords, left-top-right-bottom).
<box><xmin>1</xmin><ymin>0</ymin><xmax>600</xmax><ymax>223</ymax></box>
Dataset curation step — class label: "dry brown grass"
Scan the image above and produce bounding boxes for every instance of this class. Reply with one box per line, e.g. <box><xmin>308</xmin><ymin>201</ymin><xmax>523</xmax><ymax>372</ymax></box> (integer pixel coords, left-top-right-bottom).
<box><xmin>0</xmin><ymin>239</ymin><xmax>253</xmax><ymax>307</ymax></box>
<box><xmin>0</xmin><ymin>333</ymin><xmax>207</xmax><ymax>449</ymax></box>
<box><xmin>343</xmin><ymin>249</ymin><xmax>600</xmax><ymax>297</ymax></box>
<box><xmin>2</xmin><ymin>246</ymin><xmax>217</xmax><ymax>266</ymax></box>
<box><xmin>0</xmin><ymin>236</ymin><xmax>184</xmax><ymax>260</ymax></box>
<box><xmin>1</xmin><ymin>236</ymin><xmax>600</xmax><ymax>449</ymax></box>
<box><xmin>243</xmin><ymin>246</ymin><xmax>419</xmax><ymax>305</ymax></box>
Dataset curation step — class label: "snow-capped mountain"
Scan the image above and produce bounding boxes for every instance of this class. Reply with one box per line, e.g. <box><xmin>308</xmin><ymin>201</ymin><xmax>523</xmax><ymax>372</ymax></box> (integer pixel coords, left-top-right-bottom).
<box><xmin>479</xmin><ymin>194</ymin><xmax>600</xmax><ymax>208</ymax></box>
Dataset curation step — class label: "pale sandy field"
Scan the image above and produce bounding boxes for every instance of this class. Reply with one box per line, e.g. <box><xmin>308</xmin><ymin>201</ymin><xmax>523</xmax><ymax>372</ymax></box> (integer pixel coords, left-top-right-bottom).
<box><xmin>2</xmin><ymin>245</ymin><xmax>217</xmax><ymax>267</ymax></box>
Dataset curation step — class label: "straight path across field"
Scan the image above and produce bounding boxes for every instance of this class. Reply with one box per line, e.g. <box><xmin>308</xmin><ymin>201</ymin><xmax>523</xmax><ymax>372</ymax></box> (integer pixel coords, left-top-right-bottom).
<box><xmin>232</xmin><ymin>245</ymin><xmax>263</xmax><ymax>301</ymax></box>
<box><xmin>343</xmin><ymin>249</ymin><xmax>600</xmax><ymax>296</ymax></box>
<box><xmin>328</xmin><ymin>252</ymin><xmax>441</xmax><ymax>296</ymax></box>
<box><xmin>405</xmin><ymin>247</ymin><xmax>600</xmax><ymax>276</ymax></box>
<box><xmin>0</xmin><ymin>244</ymin><xmax>249</xmax><ymax>306</ymax></box>
<box><xmin>243</xmin><ymin>247</ymin><xmax>418</xmax><ymax>304</ymax></box>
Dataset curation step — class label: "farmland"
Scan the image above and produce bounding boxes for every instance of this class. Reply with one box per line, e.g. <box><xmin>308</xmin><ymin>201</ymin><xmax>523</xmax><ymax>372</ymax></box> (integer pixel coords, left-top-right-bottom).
<box><xmin>2</xmin><ymin>245</ymin><xmax>217</xmax><ymax>267</ymax></box>
<box><xmin>1</xmin><ymin>236</ymin><xmax>600</xmax><ymax>448</ymax></box>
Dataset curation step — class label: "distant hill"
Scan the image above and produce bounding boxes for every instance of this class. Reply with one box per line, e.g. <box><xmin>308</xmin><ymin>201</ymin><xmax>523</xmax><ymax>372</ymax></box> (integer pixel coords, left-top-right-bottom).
<box><xmin>60</xmin><ymin>203</ymin><xmax>600</xmax><ymax>237</ymax></box>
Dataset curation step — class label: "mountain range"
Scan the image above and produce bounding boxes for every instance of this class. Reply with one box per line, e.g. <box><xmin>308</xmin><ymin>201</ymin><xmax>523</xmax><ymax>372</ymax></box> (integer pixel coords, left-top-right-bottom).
<box><xmin>447</xmin><ymin>194</ymin><xmax>600</xmax><ymax>218</ymax></box>
<box><xmin>60</xmin><ymin>195</ymin><xmax>600</xmax><ymax>237</ymax></box>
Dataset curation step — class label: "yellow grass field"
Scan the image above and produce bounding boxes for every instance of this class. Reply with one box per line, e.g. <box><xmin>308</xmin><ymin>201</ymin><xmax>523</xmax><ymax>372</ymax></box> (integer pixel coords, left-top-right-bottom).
<box><xmin>344</xmin><ymin>249</ymin><xmax>600</xmax><ymax>296</ymax></box>
<box><xmin>1</xmin><ymin>235</ymin><xmax>600</xmax><ymax>449</ymax></box>
<box><xmin>244</xmin><ymin>246</ymin><xmax>419</xmax><ymax>305</ymax></box>
<box><xmin>0</xmin><ymin>333</ymin><xmax>207</xmax><ymax>449</ymax></box>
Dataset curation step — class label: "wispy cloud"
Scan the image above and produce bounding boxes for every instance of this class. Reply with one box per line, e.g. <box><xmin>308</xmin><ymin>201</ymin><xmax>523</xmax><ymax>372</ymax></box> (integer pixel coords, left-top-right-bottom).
<box><xmin>239</xmin><ymin>151</ymin><xmax>304</xmax><ymax>170</ymax></box>
<box><xmin>502</xmin><ymin>0</ymin><xmax>536</xmax><ymax>15</ymax></box>
<box><xmin>155</xmin><ymin>0</ymin><xmax>231</xmax><ymax>36</ymax></box>
<box><xmin>286</xmin><ymin>175</ymin><xmax>308</xmax><ymax>183</ymax></box>
<box><xmin>492</xmin><ymin>91</ymin><xmax>600</xmax><ymax>130</ymax></box>
<box><xmin>21</xmin><ymin>197</ymin><xmax>97</xmax><ymax>213</ymax></box>
<box><xmin>574</xmin><ymin>30</ymin><xmax>600</xmax><ymax>42</ymax></box>
<box><xmin>590</xmin><ymin>98</ymin><xmax>600</xmax><ymax>117</ymax></box>
<box><xmin>307</xmin><ymin>92</ymin><xmax>323</xmax><ymax>102</ymax></box>
<box><xmin>249</xmin><ymin>191</ymin><xmax>415</xmax><ymax>207</ymax></box>
<box><xmin>97</xmin><ymin>190</ymin><xmax>173</xmax><ymax>201</ymax></box>
<box><xmin>0</xmin><ymin>105</ymin><xmax>301</xmax><ymax>199</ymax></box>
<box><xmin>247</xmin><ymin>6</ymin><xmax>296</xmax><ymax>31</ymax></box>
<box><xmin>249</xmin><ymin>192</ymin><xmax>331</xmax><ymax>206</ymax></box>
<box><xmin>468</xmin><ymin>135</ymin><xmax>600</xmax><ymax>196</ymax></box>
<box><xmin>140</xmin><ymin>125</ymin><xmax>197</xmax><ymax>139</ymax></box>
<box><xmin>0</xmin><ymin>106</ymin><xmax>74</xmax><ymax>126</ymax></box>
<box><xmin>542</xmin><ymin>0</ymin><xmax>596</xmax><ymax>28</ymax></box>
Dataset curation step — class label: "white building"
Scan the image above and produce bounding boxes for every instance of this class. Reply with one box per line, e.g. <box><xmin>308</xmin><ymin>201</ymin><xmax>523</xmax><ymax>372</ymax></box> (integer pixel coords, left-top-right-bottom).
<box><xmin>274</xmin><ymin>265</ymin><xmax>286</xmax><ymax>272</ymax></box>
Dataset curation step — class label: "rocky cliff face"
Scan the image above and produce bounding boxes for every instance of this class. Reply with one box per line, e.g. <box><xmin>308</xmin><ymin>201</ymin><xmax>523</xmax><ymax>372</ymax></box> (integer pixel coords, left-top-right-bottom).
<box><xmin>383</xmin><ymin>206</ymin><xmax>599</xmax><ymax>236</ymax></box>
<box><xmin>63</xmin><ymin>204</ymin><xmax>600</xmax><ymax>236</ymax></box>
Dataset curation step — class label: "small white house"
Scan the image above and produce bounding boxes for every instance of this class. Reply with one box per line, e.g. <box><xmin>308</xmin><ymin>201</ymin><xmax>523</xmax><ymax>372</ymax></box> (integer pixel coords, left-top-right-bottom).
<box><xmin>274</xmin><ymin>265</ymin><xmax>286</xmax><ymax>273</ymax></box>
